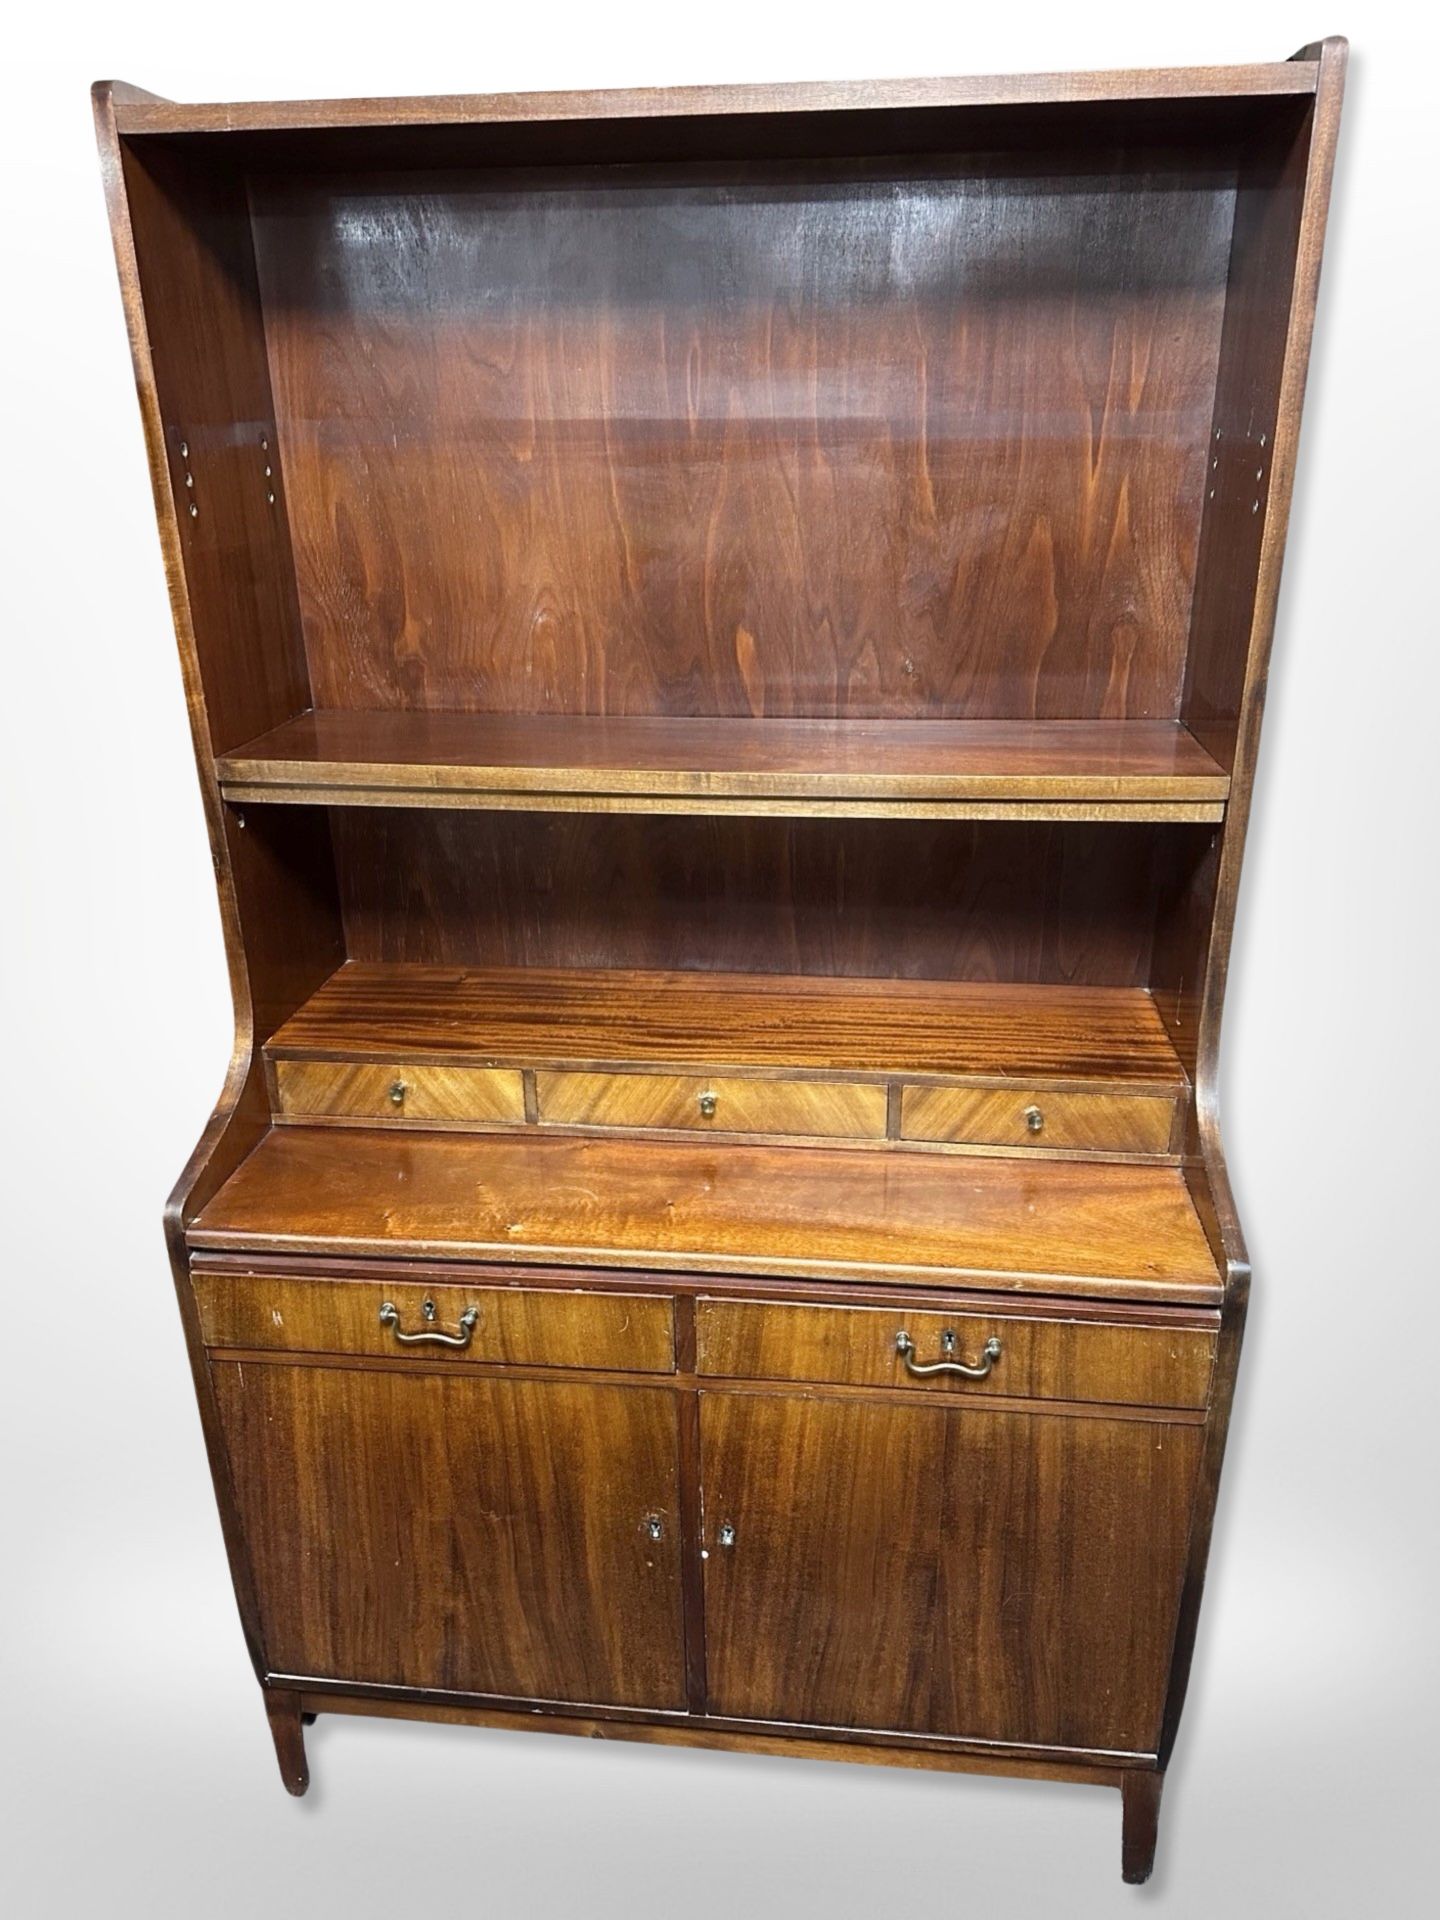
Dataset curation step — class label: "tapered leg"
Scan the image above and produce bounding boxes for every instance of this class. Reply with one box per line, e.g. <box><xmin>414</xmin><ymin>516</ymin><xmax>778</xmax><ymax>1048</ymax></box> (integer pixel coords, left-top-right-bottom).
<box><xmin>264</xmin><ymin>1686</ymin><xmax>310</xmax><ymax>1796</ymax></box>
<box><xmin>1121</xmin><ymin>1769</ymin><xmax>1164</xmax><ymax>1884</ymax></box>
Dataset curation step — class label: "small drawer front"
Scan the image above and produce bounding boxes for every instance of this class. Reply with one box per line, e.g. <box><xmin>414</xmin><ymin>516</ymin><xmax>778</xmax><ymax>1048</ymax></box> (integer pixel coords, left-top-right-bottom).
<box><xmin>193</xmin><ymin>1272</ymin><xmax>676</xmax><ymax>1373</ymax></box>
<box><xmin>274</xmin><ymin>1059</ymin><xmax>526</xmax><ymax>1125</ymax></box>
<box><xmin>900</xmin><ymin>1084</ymin><xmax>1176</xmax><ymax>1154</ymax></box>
<box><xmin>696</xmin><ymin>1298</ymin><xmax>1214</xmax><ymax>1409</ymax></box>
<box><xmin>536</xmin><ymin>1070</ymin><xmax>887</xmax><ymax>1140</ymax></box>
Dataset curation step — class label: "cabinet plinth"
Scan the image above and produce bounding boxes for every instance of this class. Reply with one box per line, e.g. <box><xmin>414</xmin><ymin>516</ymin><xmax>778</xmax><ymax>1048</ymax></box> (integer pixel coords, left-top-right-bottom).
<box><xmin>97</xmin><ymin>36</ymin><xmax>1345</xmax><ymax>1885</ymax></box>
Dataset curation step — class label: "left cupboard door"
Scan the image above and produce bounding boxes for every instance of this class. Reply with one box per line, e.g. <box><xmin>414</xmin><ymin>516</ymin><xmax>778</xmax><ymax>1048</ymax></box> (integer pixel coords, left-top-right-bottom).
<box><xmin>210</xmin><ymin>1361</ymin><xmax>687</xmax><ymax>1709</ymax></box>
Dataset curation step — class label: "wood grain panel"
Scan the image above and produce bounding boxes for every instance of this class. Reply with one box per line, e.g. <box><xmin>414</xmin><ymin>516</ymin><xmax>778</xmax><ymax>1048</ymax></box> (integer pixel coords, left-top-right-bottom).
<box><xmin>702</xmin><ymin>1393</ymin><xmax>948</xmax><ymax>1734</ymax></box>
<box><xmin>113</xmin><ymin>62</ymin><xmax>1319</xmax><ymax>137</ymax></box>
<box><xmin>268</xmin><ymin>964</ymin><xmax>1189</xmax><ymax>1086</ymax></box>
<box><xmin>333</xmin><ymin>813</ymin><xmax>1176</xmax><ymax>987</ymax></box>
<box><xmin>116</xmin><ymin>142</ymin><xmax>309</xmax><ymax>756</ymax></box>
<box><xmin>211</xmin><ymin>1363</ymin><xmax>686</xmax><ymax>1705</ymax></box>
<box><xmin>274</xmin><ymin>1059</ymin><xmax>524</xmax><ymax>1123</ymax></box>
<box><xmin>189</xmin><ymin>1128</ymin><xmax>1223</xmax><ymax>1301</ymax></box>
<box><xmin>933</xmin><ymin>1407</ymin><xmax>1202</xmax><ymax>1750</ymax></box>
<box><xmin>219</xmin><ymin>712</ymin><xmax>1229</xmax><ymax>803</ymax></box>
<box><xmin>902</xmin><ymin>1084</ymin><xmax>1176</xmax><ymax>1153</ymax></box>
<box><xmin>700</xmin><ymin>1392</ymin><xmax>1201</xmax><ymax>1749</ymax></box>
<box><xmin>537</xmin><ymin>1071</ymin><xmax>887</xmax><ymax>1140</ymax></box>
<box><xmin>252</xmin><ymin>156</ymin><xmax>1231</xmax><ymax>721</ymax></box>
<box><xmin>695</xmin><ymin>1299</ymin><xmax>1215</xmax><ymax>1408</ymax></box>
<box><xmin>195</xmin><ymin>1272</ymin><xmax>676</xmax><ymax>1372</ymax></box>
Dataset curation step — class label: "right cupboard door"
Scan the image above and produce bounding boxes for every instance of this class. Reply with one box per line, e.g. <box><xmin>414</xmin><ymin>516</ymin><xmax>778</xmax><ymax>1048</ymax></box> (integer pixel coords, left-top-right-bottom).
<box><xmin>700</xmin><ymin>1391</ymin><xmax>1202</xmax><ymax>1753</ymax></box>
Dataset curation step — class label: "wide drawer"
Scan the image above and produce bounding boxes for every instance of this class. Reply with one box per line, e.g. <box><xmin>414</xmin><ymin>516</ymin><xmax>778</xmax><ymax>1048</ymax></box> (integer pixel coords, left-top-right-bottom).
<box><xmin>193</xmin><ymin>1272</ymin><xmax>676</xmax><ymax>1372</ymax></box>
<box><xmin>536</xmin><ymin>1070</ymin><xmax>887</xmax><ymax>1139</ymax></box>
<box><xmin>274</xmin><ymin>1059</ymin><xmax>526</xmax><ymax>1124</ymax></box>
<box><xmin>695</xmin><ymin>1297</ymin><xmax>1215</xmax><ymax>1409</ymax></box>
<box><xmin>900</xmin><ymin>1084</ymin><xmax>1177</xmax><ymax>1154</ymax></box>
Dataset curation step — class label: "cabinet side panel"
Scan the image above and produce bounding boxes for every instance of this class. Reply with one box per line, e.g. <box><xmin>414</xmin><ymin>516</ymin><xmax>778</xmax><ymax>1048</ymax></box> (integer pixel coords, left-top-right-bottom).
<box><xmin>119</xmin><ymin>140</ymin><xmax>310</xmax><ymax>755</ymax></box>
<box><xmin>1182</xmin><ymin>90</ymin><xmax>1334</xmax><ymax>770</ymax></box>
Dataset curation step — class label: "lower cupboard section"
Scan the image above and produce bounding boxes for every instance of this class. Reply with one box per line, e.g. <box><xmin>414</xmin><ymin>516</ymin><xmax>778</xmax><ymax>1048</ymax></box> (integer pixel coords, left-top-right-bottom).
<box><xmin>700</xmin><ymin>1393</ymin><xmax>1203</xmax><ymax>1754</ymax></box>
<box><xmin>209</xmin><ymin>1360</ymin><xmax>1203</xmax><ymax>1757</ymax></box>
<box><xmin>209</xmin><ymin>1363</ymin><xmax>688</xmax><ymax>1710</ymax></box>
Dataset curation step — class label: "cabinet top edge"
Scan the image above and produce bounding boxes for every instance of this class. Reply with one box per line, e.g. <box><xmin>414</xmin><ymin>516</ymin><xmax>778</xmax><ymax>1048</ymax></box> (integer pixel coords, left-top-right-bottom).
<box><xmin>97</xmin><ymin>55</ymin><xmax>1328</xmax><ymax>139</ymax></box>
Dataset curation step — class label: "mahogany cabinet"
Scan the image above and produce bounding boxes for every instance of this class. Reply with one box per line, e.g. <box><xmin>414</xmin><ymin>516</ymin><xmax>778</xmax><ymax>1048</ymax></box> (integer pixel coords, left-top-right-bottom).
<box><xmin>96</xmin><ymin>40</ymin><xmax>1346</xmax><ymax>1884</ymax></box>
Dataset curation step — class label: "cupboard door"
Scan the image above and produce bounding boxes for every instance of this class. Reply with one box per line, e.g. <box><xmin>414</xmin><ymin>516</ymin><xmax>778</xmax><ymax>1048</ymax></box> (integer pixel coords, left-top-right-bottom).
<box><xmin>212</xmin><ymin>1363</ymin><xmax>686</xmax><ymax>1709</ymax></box>
<box><xmin>701</xmin><ymin>1392</ymin><xmax>951</xmax><ymax>1734</ymax></box>
<box><xmin>700</xmin><ymin>1393</ymin><xmax>1201</xmax><ymax>1753</ymax></box>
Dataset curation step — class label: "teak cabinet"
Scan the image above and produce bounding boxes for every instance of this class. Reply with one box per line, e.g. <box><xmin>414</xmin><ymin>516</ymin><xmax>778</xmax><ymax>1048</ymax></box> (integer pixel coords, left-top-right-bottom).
<box><xmin>96</xmin><ymin>41</ymin><xmax>1346</xmax><ymax>1884</ymax></box>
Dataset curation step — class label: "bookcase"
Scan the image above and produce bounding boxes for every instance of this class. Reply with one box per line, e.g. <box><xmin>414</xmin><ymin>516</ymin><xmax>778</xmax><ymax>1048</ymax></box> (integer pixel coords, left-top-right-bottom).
<box><xmin>95</xmin><ymin>39</ymin><xmax>1345</xmax><ymax>1883</ymax></box>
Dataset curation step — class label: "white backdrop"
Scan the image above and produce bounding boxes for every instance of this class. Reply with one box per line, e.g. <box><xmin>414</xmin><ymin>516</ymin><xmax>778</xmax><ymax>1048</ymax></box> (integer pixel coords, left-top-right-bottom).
<box><xmin>4</xmin><ymin>5</ymin><xmax>1436</xmax><ymax>1915</ymax></box>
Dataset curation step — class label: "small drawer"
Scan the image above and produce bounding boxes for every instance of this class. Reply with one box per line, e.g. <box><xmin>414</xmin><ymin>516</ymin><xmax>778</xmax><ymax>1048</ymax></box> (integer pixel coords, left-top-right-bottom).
<box><xmin>193</xmin><ymin>1272</ymin><xmax>676</xmax><ymax>1373</ymax></box>
<box><xmin>696</xmin><ymin>1298</ymin><xmax>1215</xmax><ymax>1409</ymax></box>
<box><xmin>900</xmin><ymin>1084</ymin><xmax>1176</xmax><ymax>1154</ymax></box>
<box><xmin>274</xmin><ymin>1059</ymin><xmax>526</xmax><ymax>1125</ymax></box>
<box><xmin>536</xmin><ymin>1070</ymin><xmax>887</xmax><ymax>1140</ymax></box>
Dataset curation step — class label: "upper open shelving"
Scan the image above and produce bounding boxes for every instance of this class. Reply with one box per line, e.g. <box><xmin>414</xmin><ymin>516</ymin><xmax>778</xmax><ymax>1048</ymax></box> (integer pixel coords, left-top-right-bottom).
<box><xmin>217</xmin><ymin>712</ymin><xmax>1229</xmax><ymax>822</ymax></box>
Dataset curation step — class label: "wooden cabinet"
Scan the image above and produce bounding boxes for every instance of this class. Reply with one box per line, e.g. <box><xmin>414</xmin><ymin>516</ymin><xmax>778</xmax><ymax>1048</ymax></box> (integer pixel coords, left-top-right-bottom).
<box><xmin>98</xmin><ymin>36</ymin><xmax>1345</xmax><ymax>1885</ymax></box>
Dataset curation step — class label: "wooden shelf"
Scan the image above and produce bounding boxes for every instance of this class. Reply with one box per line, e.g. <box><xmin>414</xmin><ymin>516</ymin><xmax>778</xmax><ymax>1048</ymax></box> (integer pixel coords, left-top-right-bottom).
<box><xmin>191</xmin><ymin>1128</ymin><xmax>1222</xmax><ymax>1304</ymax></box>
<box><xmin>219</xmin><ymin>713</ymin><xmax>1229</xmax><ymax>822</ymax></box>
<box><xmin>268</xmin><ymin>964</ymin><xmax>1189</xmax><ymax>1091</ymax></box>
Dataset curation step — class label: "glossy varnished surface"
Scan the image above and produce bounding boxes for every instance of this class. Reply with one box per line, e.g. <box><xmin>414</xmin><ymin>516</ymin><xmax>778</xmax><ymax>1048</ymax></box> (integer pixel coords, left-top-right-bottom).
<box><xmin>274</xmin><ymin>1059</ymin><xmax>525</xmax><ymax>1122</ymax></box>
<box><xmin>900</xmin><ymin>1083</ymin><xmax>1177</xmax><ymax>1152</ymax></box>
<box><xmin>535</xmin><ymin>1070</ymin><xmax>889</xmax><ymax>1140</ymax></box>
<box><xmin>194</xmin><ymin>1272</ymin><xmax>677</xmax><ymax>1372</ymax></box>
<box><xmin>695</xmin><ymin>1297</ymin><xmax>1215</xmax><ymax>1407</ymax></box>
<box><xmin>220</xmin><ymin>713</ymin><xmax>1230</xmax><ymax>808</ymax></box>
<box><xmin>251</xmin><ymin>159</ymin><xmax>1232</xmax><ymax>722</ymax></box>
<box><xmin>112</xmin><ymin>61</ymin><xmax>1319</xmax><ymax>136</ymax></box>
<box><xmin>700</xmin><ymin>1392</ymin><xmax>1201</xmax><ymax>1749</ymax></box>
<box><xmin>212</xmin><ymin>1363</ymin><xmax>687</xmax><ymax>1705</ymax></box>
<box><xmin>332</xmin><ymin>815</ymin><xmax>1191</xmax><ymax>987</ymax></box>
<box><xmin>269</xmin><ymin>965</ymin><xmax>1189</xmax><ymax>1087</ymax></box>
<box><xmin>191</xmin><ymin>1128</ymin><xmax>1222</xmax><ymax>1300</ymax></box>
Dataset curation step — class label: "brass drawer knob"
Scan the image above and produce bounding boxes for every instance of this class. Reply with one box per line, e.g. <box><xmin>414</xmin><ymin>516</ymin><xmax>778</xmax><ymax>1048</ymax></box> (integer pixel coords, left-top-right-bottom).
<box><xmin>698</xmin><ymin>1090</ymin><xmax>718</xmax><ymax>1120</ymax></box>
<box><xmin>1024</xmin><ymin>1104</ymin><xmax>1044</xmax><ymax>1134</ymax></box>
<box><xmin>389</xmin><ymin>1079</ymin><xmax>408</xmax><ymax>1107</ymax></box>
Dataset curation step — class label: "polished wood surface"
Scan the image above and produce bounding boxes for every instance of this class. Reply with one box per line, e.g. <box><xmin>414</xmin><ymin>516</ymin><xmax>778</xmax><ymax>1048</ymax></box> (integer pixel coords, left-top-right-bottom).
<box><xmin>695</xmin><ymin>1298</ymin><xmax>1215</xmax><ymax>1408</ymax></box>
<box><xmin>268</xmin><ymin>965</ymin><xmax>1190</xmax><ymax>1086</ymax></box>
<box><xmin>220</xmin><ymin>713</ymin><xmax>1230</xmax><ymax>811</ymax></box>
<box><xmin>700</xmin><ymin>1392</ymin><xmax>1201</xmax><ymax>1749</ymax></box>
<box><xmin>251</xmin><ymin>160</ymin><xmax>1230</xmax><ymax>726</ymax></box>
<box><xmin>191</xmin><ymin>1126</ymin><xmax>1222</xmax><ymax>1301</ymax></box>
<box><xmin>536</xmin><ymin>1070</ymin><xmax>888</xmax><ymax>1140</ymax></box>
<box><xmin>213</xmin><ymin>1363</ymin><xmax>687</xmax><ymax>1706</ymax></box>
<box><xmin>194</xmin><ymin>1272</ymin><xmax>676</xmax><ymax>1373</ymax></box>
<box><xmin>332</xmin><ymin>814</ymin><xmax>1184</xmax><ymax>986</ymax></box>
<box><xmin>274</xmin><ymin>1059</ymin><xmax>525</xmax><ymax>1123</ymax></box>
<box><xmin>112</xmin><ymin>60</ymin><xmax>1319</xmax><ymax>137</ymax></box>
<box><xmin>901</xmin><ymin>1084</ymin><xmax>1176</xmax><ymax>1153</ymax></box>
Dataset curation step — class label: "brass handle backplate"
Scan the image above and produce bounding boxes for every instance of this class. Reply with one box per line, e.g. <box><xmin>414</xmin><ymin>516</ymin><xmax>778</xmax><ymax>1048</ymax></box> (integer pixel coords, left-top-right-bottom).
<box><xmin>698</xmin><ymin>1090</ymin><xmax>718</xmax><ymax>1119</ymax></box>
<box><xmin>1024</xmin><ymin>1104</ymin><xmax>1044</xmax><ymax>1134</ymax></box>
<box><xmin>895</xmin><ymin>1330</ymin><xmax>1002</xmax><ymax>1379</ymax></box>
<box><xmin>389</xmin><ymin>1079</ymin><xmax>408</xmax><ymax>1107</ymax></box>
<box><xmin>379</xmin><ymin>1297</ymin><xmax>479</xmax><ymax>1348</ymax></box>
